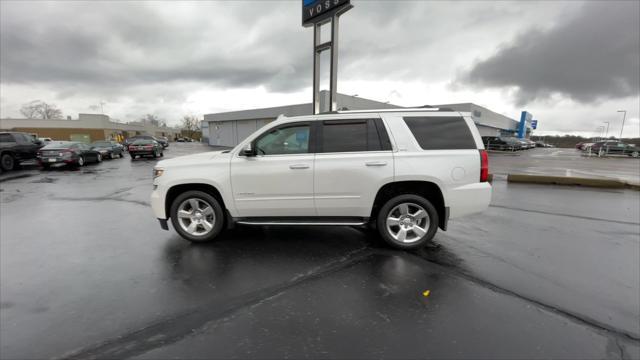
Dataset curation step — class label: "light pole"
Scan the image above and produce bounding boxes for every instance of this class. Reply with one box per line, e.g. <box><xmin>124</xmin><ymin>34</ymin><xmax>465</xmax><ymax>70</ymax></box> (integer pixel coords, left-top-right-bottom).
<box><xmin>596</xmin><ymin>126</ymin><xmax>604</xmax><ymax>139</ymax></box>
<box><xmin>603</xmin><ymin>121</ymin><xmax>610</xmax><ymax>138</ymax></box>
<box><xmin>617</xmin><ymin>110</ymin><xmax>627</xmax><ymax>139</ymax></box>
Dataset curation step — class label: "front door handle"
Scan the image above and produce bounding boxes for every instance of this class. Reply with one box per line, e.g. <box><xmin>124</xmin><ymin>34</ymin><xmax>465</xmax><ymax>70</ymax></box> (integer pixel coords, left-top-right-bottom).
<box><xmin>289</xmin><ymin>164</ymin><xmax>310</xmax><ymax>170</ymax></box>
<box><xmin>365</xmin><ymin>161</ymin><xmax>388</xmax><ymax>167</ymax></box>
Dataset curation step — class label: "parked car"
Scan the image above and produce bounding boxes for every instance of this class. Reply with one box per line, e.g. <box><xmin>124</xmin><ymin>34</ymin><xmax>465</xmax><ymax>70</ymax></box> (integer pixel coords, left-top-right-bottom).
<box><xmin>150</xmin><ymin>109</ymin><xmax>492</xmax><ymax>250</ymax></box>
<box><xmin>482</xmin><ymin>136</ymin><xmax>510</xmax><ymax>150</ymax></box>
<box><xmin>37</xmin><ymin>141</ymin><xmax>103</xmax><ymax>169</ymax></box>
<box><xmin>129</xmin><ymin>139</ymin><xmax>164</xmax><ymax>160</ymax></box>
<box><xmin>124</xmin><ymin>135</ymin><xmax>168</xmax><ymax>149</ymax></box>
<box><xmin>590</xmin><ymin>141</ymin><xmax>639</xmax><ymax>157</ymax></box>
<box><xmin>90</xmin><ymin>141</ymin><xmax>125</xmax><ymax>159</ymax></box>
<box><xmin>0</xmin><ymin>131</ymin><xmax>44</xmax><ymax>171</ymax></box>
<box><xmin>502</xmin><ymin>137</ymin><xmax>525</xmax><ymax>150</ymax></box>
<box><xmin>535</xmin><ymin>141</ymin><xmax>553</xmax><ymax>148</ymax></box>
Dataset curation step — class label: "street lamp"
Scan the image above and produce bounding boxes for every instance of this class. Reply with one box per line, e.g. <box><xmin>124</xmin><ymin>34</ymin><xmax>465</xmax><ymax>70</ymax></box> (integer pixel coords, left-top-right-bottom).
<box><xmin>617</xmin><ymin>110</ymin><xmax>627</xmax><ymax>139</ymax></box>
<box><xmin>603</xmin><ymin>121</ymin><xmax>610</xmax><ymax>138</ymax></box>
<box><xmin>596</xmin><ymin>126</ymin><xmax>604</xmax><ymax>139</ymax></box>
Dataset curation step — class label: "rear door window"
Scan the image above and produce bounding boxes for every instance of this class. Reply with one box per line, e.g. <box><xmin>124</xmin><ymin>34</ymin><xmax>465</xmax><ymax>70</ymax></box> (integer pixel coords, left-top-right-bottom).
<box><xmin>403</xmin><ymin>117</ymin><xmax>476</xmax><ymax>150</ymax></box>
<box><xmin>0</xmin><ymin>134</ymin><xmax>14</xmax><ymax>143</ymax></box>
<box><xmin>319</xmin><ymin>119</ymin><xmax>390</xmax><ymax>153</ymax></box>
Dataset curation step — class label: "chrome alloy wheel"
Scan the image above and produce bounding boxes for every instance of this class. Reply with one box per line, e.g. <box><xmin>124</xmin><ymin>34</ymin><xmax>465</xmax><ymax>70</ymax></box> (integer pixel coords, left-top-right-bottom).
<box><xmin>177</xmin><ymin>198</ymin><xmax>216</xmax><ymax>236</ymax></box>
<box><xmin>385</xmin><ymin>202</ymin><xmax>430</xmax><ymax>243</ymax></box>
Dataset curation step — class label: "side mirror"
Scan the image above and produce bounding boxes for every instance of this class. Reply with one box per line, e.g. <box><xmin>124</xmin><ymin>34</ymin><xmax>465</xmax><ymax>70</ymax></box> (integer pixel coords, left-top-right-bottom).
<box><xmin>241</xmin><ymin>144</ymin><xmax>255</xmax><ymax>157</ymax></box>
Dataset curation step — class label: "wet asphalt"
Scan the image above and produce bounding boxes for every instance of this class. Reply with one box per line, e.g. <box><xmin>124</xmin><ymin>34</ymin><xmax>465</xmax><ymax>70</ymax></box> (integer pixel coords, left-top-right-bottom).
<box><xmin>0</xmin><ymin>144</ymin><xmax>639</xmax><ymax>359</ymax></box>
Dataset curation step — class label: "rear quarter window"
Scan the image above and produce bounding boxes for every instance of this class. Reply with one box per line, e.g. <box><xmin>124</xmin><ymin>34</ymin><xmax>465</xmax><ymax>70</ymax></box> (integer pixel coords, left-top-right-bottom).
<box><xmin>403</xmin><ymin>116</ymin><xmax>476</xmax><ymax>150</ymax></box>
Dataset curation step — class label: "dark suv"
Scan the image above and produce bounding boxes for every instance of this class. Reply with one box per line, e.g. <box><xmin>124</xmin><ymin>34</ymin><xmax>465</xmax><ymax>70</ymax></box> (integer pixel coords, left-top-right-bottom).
<box><xmin>124</xmin><ymin>135</ymin><xmax>168</xmax><ymax>149</ymax></box>
<box><xmin>591</xmin><ymin>141</ymin><xmax>639</xmax><ymax>157</ymax></box>
<box><xmin>0</xmin><ymin>132</ymin><xmax>44</xmax><ymax>171</ymax></box>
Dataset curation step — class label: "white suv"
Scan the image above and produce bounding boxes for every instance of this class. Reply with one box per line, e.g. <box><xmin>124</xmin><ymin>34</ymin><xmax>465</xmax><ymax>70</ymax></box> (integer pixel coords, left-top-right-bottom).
<box><xmin>150</xmin><ymin>109</ymin><xmax>491</xmax><ymax>249</ymax></box>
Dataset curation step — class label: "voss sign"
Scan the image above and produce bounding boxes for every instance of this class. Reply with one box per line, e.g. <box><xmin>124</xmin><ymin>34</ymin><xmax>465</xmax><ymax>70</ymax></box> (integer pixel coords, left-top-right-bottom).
<box><xmin>302</xmin><ymin>0</ymin><xmax>351</xmax><ymax>26</ymax></box>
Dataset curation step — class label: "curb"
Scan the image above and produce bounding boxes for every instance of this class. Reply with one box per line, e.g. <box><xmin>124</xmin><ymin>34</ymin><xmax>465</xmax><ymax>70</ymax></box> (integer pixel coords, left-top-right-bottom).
<box><xmin>507</xmin><ymin>174</ymin><xmax>639</xmax><ymax>191</ymax></box>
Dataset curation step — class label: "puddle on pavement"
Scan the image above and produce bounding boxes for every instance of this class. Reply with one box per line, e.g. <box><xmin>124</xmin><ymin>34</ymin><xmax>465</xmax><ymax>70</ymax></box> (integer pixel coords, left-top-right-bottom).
<box><xmin>31</xmin><ymin>177</ymin><xmax>58</xmax><ymax>183</ymax></box>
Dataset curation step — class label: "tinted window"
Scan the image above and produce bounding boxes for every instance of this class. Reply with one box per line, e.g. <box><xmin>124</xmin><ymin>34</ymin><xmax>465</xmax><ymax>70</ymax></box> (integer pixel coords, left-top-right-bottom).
<box><xmin>255</xmin><ymin>124</ymin><xmax>310</xmax><ymax>155</ymax></box>
<box><xmin>320</xmin><ymin>119</ymin><xmax>388</xmax><ymax>153</ymax></box>
<box><xmin>0</xmin><ymin>134</ymin><xmax>13</xmax><ymax>143</ymax></box>
<box><xmin>322</xmin><ymin>121</ymin><xmax>367</xmax><ymax>152</ymax></box>
<box><xmin>403</xmin><ymin>117</ymin><xmax>476</xmax><ymax>150</ymax></box>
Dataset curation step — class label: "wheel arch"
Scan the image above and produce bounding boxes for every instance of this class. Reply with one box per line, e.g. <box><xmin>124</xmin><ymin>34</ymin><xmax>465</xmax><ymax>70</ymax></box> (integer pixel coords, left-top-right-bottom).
<box><xmin>370</xmin><ymin>180</ymin><xmax>448</xmax><ymax>230</ymax></box>
<box><xmin>165</xmin><ymin>183</ymin><xmax>229</xmax><ymax>224</ymax></box>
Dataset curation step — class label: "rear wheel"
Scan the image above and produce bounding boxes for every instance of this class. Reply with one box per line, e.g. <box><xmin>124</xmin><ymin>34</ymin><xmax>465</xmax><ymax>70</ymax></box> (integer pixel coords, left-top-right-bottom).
<box><xmin>170</xmin><ymin>191</ymin><xmax>224</xmax><ymax>243</ymax></box>
<box><xmin>631</xmin><ymin>151</ymin><xmax>639</xmax><ymax>158</ymax></box>
<box><xmin>77</xmin><ymin>156</ymin><xmax>85</xmax><ymax>167</ymax></box>
<box><xmin>130</xmin><ymin>154</ymin><xmax>136</xmax><ymax>161</ymax></box>
<box><xmin>0</xmin><ymin>153</ymin><xmax>15</xmax><ymax>171</ymax></box>
<box><xmin>376</xmin><ymin>194</ymin><xmax>439</xmax><ymax>250</ymax></box>
<box><xmin>96</xmin><ymin>153</ymin><xmax>102</xmax><ymax>163</ymax></box>
<box><xmin>152</xmin><ymin>150</ymin><xmax>158</xmax><ymax>158</ymax></box>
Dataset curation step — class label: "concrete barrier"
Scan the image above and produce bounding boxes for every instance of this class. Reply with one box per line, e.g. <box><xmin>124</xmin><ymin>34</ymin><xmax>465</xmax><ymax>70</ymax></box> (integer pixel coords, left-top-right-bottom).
<box><xmin>506</xmin><ymin>174</ymin><xmax>638</xmax><ymax>190</ymax></box>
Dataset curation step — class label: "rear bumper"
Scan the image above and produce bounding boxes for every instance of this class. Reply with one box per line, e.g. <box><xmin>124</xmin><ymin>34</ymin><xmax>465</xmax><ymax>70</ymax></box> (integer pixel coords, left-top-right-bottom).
<box><xmin>130</xmin><ymin>151</ymin><xmax>155</xmax><ymax>156</ymax></box>
<box><xmin>447</xmin><ymin>182</ymin><xmax>492</xmax><ymax>219</ymax></box>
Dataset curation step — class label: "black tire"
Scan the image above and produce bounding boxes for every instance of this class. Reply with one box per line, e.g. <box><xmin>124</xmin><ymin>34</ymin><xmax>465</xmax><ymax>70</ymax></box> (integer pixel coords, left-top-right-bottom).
<box><xmin>170</xmin><ymin>190</ymin><xmax>225</xmax><ymax>243</ymax></box>
<box><xmin>130</xmin><ymin>154</ymin><xmax>136</xmax><ymax>161</ymax></box>
<box><xmin>97</xmin><ymin>153</ymin><xmax>102</xmax><ymax>163</ymax></box>
<box><xmin>1</xmin><ymin>153</ymin><xmax>15</xmax><ymax>171</ymax></box>
<box><xmin>120</xmin><ymin>152</ymin><xmax>124</xmax><ymax>158</ymax></box>
<box><xmin>376</xmin><ymin>194</ymin><xmax>439</xmax><ymax>250</ymax></box>
<box><xmin>77</xmin><ymin>156</ymin><xmax>85</xmax><ymax>167</ymax></box>
<box><xmin>631</xmin><ymin>151</ymin><xmax>639</xmax><ymax>158</ymax></box>
<box><xmin>152</xmin><ymin>150</ymin><xmax>158</xmax><ymax>158</ymax></box>
<box><xmin>41</xmin><ymin>164</ymin><xmax>50</xmax><ymax>171</ymax></box>
<box><xmin>160</xmin><ymin>151</ymin><xmax>164</xmax><ymax>157</ymax></box>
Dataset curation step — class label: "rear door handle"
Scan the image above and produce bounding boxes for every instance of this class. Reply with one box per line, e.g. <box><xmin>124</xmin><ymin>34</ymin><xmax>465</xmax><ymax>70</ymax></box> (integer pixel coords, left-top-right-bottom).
<box><xmin>365</xmin><ymin>161</ymin><xmax>387</xmax><ymax>166</ymax></box>
<box><xmin>289</xmin><ymin>164</ymin><xmax>310</xmax><ymax>169</ymax></box>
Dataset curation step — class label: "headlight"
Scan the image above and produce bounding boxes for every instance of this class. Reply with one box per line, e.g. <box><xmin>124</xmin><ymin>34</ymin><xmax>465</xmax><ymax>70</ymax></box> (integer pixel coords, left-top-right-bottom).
<box><xmin>153</xmin><ymin>168</ymin><xmax>164</xmax><ymax>178</ymax></box>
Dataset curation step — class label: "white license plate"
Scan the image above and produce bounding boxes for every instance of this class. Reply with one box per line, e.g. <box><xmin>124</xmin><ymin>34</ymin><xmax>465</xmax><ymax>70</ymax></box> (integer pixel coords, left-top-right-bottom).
<box><xmin>48</xmin><ymin>158</ymin><xmax>56</xmax><ymax>162</ymax></box>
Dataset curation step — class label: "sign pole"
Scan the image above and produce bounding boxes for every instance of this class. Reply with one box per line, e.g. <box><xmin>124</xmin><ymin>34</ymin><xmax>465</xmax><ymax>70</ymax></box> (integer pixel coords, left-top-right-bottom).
<box><xmin>329</xmin><ymin>14</ymin><xmax>339</xmax><ymax>112</ymax></box>
<box><xmin>303</xmin><ymin>0</ymin><xmax>352</xmax><ymax>114</ymax></box>
<box><xmin>313</xmin><ymin>22</ymin><xmax>321</xmax><ymax>115</ymax></box>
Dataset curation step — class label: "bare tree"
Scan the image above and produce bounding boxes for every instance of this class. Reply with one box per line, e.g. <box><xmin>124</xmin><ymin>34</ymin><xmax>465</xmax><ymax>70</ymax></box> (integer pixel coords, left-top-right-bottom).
<box><xmin>141</xmin><ymin>114</ymin><xmax>166</xmax><ymax>127</ymax></box>
<box><xmin>20</xmin><ymin>100</ymin><xmax>63</xmax><ymax>119</ymax></box>
<box><xmin>181</xmin><ymin>115</ymin><xmax>201</xmax><ymax>139</ymax></box>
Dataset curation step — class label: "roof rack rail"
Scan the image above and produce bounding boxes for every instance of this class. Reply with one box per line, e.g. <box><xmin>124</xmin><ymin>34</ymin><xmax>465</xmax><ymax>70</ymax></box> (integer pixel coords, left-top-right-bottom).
<box><xmin>320</xmin><ymin>107</ymin><xmax>460</xmax><ymax>114</ymax></box>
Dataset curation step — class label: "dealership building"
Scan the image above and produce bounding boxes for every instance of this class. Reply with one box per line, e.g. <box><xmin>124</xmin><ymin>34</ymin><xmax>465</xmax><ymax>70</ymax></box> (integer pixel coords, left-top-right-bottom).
<box><xmin>0</xmin><ymin>113</ymin><xmax>181</xmax><ymax>143</ymax></box>
<box><xmin>202</xmin><ymin>91</ymin><xmax>526</xmax><ymax>147</ymax></box>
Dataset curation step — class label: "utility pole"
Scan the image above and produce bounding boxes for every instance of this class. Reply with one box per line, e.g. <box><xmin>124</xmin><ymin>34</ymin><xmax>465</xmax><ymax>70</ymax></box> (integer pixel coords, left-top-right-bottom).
<box><xmin>603</xmin><ymin>121</ymin><xmax>610</xmax><ymax>138</ymax></box>
<box><xmin>617</xmin><ymin>110</ymin><xmax>627</xmax><ymax>139</ymax></box>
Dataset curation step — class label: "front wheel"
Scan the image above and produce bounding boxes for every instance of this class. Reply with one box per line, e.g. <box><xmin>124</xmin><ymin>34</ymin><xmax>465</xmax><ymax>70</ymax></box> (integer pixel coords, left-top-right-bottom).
<box><xmin>77</xmin><ymin>156</ymin><xmax>85</xmax><ymax>167</ymax></box>
<box><xmin>170</xmin><ymin>191</ymin><xmax>224</xmax><ymax>243</ymax></box>
<box><xmin>631</xmin><ymin>151</ymin><xmax>639</xmax><ymax>158</ymax></box>
<box><xmin>97</xmin><ymin>153</ymin><xmax>102</xmax><ymax>163</ymax></box>
<box><xmin>376</xmin><ymin>194</ymin><xmax>439</xmax><ymax>250</ymax></box>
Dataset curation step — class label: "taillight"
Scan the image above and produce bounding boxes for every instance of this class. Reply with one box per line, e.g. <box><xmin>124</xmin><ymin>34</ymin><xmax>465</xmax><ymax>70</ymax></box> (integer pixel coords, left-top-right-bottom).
<box><xmin>128</xmin><ymin>145</ymin><xmax>135</xmax><ymax>151</ymax></box>
<box><xmin>145</xmin><ymin>145</ymin><xmax>153</xmax><ymax>150</ymax></box>
<box><xmin>480</xmin><ymin>150</ymin><xmax>489</xmax><ymax>182</ymax></box>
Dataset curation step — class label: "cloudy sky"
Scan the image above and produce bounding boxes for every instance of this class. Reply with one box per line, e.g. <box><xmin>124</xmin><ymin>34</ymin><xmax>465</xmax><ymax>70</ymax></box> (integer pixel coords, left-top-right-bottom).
<box><xmin>1</xmin><ymin>0</ymin><xmax>639</xmax><ymax>137</ymax></box>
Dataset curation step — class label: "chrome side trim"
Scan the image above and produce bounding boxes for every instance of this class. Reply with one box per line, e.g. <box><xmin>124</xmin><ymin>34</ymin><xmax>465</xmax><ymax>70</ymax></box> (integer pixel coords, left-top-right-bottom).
<box><xmin>236</xmin><ymin>221</ymin><xmax>366</xmax><ymax>226</ymax></box>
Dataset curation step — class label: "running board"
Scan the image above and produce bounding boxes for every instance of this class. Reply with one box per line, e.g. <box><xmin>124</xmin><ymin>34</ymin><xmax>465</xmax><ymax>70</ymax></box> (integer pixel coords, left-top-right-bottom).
<box><xmin>235</xmin><ymin>217</ymin><xmax>368</xmax><ymax>226</ymax></box>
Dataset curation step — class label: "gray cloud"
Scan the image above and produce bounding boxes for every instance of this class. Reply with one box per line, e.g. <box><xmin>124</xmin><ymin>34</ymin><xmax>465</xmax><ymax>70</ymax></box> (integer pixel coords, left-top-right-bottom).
<box><xmin>458</xmin><ymin>1</ymin><xmax>640</xmax><ymax>106</ymax></box>
<box><xmin>0</xmin><ymin>1</ymin><xmax>311</xmax><ymax>92</ymax></box>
